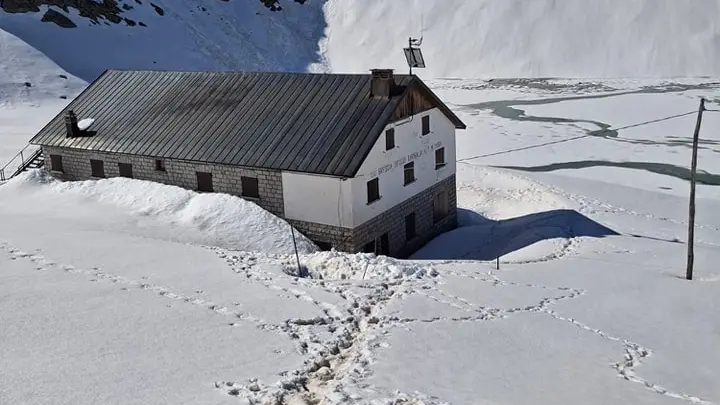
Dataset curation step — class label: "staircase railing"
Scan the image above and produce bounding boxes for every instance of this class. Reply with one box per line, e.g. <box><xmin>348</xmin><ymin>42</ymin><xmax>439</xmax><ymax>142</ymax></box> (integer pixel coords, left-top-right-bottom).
<box><xmin>0</xmin><ymin>145</ymin><xmax>42</xmax><ymax>183</ymax></box>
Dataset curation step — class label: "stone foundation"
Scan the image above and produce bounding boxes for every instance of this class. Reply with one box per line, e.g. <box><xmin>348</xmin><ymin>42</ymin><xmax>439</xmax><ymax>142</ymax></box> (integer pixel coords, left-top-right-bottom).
<box><xmin>42</xmin><ymin>146</ymin><xmax>284</xmax><ymax>217</ymax></box>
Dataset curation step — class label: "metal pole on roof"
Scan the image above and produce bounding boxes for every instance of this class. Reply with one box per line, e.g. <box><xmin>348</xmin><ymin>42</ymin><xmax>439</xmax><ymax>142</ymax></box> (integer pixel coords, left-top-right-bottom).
<box><xmin>686</xmin><ymin>98</ymin><xmax>706</xmax><ymax>281</ymax></box>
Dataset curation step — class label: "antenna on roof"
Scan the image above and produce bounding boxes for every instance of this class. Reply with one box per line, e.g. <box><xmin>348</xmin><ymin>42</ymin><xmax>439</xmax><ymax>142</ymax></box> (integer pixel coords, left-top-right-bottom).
<box><xmin>403</xmin><ymin>13</ymin><xmax>426</xmax><ymax>76</ymax></box>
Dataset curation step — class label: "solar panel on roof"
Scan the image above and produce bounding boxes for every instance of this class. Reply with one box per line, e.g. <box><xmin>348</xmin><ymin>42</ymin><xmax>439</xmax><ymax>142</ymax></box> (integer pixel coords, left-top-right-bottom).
<box><xmin>403</xmin><ymin>47</ymin><xmax>426</xmax><ymax>69</ymax></box>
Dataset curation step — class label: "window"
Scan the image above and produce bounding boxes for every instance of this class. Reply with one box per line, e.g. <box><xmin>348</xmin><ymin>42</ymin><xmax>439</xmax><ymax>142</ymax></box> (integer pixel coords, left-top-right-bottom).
<box><xmin>363</xmin><ymin>241</ymin><xmax>375</xmax><ymax>253</ymax></box>
<box><xmin>403</xmin><ymin>162</ymin><xmax>415</xmax><ymax>186</ymax></box>
<box><xmin>118</xmin><ymin>163</ymin><xmax>133</xmax><ymax>178</ymax></box>
<box><xmin>241</xmin><ymin>176</ymin><xmax>259</xmax><ymax>198</ymax></box>
<box><xmin>196</xmin><ymin>171</ymin><xmax>213</xmax><ymax>192</ymax></box>
<box><xmin>434</xmin><ymin>190</ymin><xmax>449</xmax><ymax>223</ymax></box>
<box><xmin>435</xmin><ymin>147</ymin><xmax>446</xmax><ymax>169</ymax></box>
<box><xmin>314</xmin><ymin>240</ymin><xmax>333</xmax><ymax>251</ymax></box>
<box><xmin>367</xmin><ymin>178</ymin><xmax>380</xmax><ymax>204</ymax></box>
<box><xmin>90</xmin><ymin>159</ymin><xmax>104</xmax><ymax>178</ymax></box>
<box><xmin>155</xmin><ymin>159</ymin><xmax>166</xmax><ymax>172</ymax></box>
<box><xmin>50</xmin><ymin>154</ymin><xmax>63</xmax><ymax>172</ymax></box>
<box><xmin>405</xmin><ymin>213</ymin><xmax>416</xmax><ymax>241</ymax></box>
<box><xmin>385</xmin><ymin>128</ymin><xmax>395</xmax><ymax>150</ymax></box>
<box><xmin>422</xmin><ymin>115</ymin><xmax>430</xmax><ymax>135</ymax></box>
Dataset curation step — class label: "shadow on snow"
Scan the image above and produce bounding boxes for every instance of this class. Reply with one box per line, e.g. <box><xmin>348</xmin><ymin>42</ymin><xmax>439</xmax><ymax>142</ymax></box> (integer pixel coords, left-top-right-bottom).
<box><xmin>412</xmin><ymin>208</ymin><xmax>619</xmax><ymax>261</ymax></box>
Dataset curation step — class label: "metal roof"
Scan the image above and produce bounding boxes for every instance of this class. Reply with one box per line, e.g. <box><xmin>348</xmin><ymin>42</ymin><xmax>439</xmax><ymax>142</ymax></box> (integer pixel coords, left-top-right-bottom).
<box><xmin>29</xmin><ymin>69</ymin><xmax>466</xmax><ymax>177</ymax></box>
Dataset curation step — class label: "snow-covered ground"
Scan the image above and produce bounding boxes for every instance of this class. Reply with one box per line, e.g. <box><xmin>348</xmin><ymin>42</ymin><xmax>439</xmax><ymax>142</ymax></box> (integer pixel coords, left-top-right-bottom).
<box><xmin>4</xmin><ymin>1</ymin><xmax>720</xmax><ymax>403</ymax></box>
<box><xmin>3</xmin><ymin>76</ymin><xmax>720</xmax><ymax>405</ymax></box>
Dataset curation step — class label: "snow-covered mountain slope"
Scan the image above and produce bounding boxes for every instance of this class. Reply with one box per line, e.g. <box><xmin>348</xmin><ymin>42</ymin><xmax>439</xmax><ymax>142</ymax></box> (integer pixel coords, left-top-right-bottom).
<box><xmin>0</xmin><ymin>29</ymin><xmax>85</xmax><ymax>164</ymax></box>
<box><xmin>3</xmin><ymin>0</ymin><xmax>720</xmax><ymax>82</ymax></box>
<box><xmin>0</xmin><ymin>0</ymin><xmax>326</xmax><ymax>81</ymax></box>
<box><xmin>323</xmin><ymin>0</ymin><xmax>720</xmax><ymax>78</ymax></box>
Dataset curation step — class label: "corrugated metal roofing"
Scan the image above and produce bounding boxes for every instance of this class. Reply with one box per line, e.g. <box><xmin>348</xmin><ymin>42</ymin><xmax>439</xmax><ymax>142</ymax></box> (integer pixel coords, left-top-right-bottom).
<box><xmin>29</xmin><ymin>70</ymin><xmax>465</xmax><ymax>177</ymax></box>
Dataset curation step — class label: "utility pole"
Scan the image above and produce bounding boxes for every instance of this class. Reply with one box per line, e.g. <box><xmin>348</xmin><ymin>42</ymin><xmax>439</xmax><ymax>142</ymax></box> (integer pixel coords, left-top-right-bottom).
<box><xmin>686</xmin><ymin>98</ymin><xmax>705</xmax><ymax>280</ymax></box>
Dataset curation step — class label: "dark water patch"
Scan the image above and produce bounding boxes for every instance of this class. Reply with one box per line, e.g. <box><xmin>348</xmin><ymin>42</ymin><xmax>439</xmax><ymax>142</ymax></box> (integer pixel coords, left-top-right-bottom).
<box><xmin>496</xmin><ymin>160</ymin><xmax>720</xmax><ymax>186</ymax></box>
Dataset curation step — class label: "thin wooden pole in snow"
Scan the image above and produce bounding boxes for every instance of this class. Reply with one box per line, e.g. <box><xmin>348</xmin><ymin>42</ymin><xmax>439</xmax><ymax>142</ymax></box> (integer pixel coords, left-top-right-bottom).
<box><xmin>290</xmin><ymin>225</ymin><xmax>302</xmax><ymax>276</ymax></box>
<box><xmin>687</xmin><ymin>98</ymin><xmax>705</xmax><ymax>281</ymax></box>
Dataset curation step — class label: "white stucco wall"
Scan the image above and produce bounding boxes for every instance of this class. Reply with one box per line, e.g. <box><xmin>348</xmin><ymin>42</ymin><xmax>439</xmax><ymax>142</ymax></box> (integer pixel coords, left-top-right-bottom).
<box><xmin>282</xmin><ymin>171</ymin><xmax>354</xmax><ymax>227</ymax></box>
<box><xmin>281</xmin><ymin>107</ymin><xmax>456</xmax><ymax>228</ymax></box>
<box><xmin>351</xmin><ymin>107</ymin><xmax>457</xmax><ymax>226</ymax></box>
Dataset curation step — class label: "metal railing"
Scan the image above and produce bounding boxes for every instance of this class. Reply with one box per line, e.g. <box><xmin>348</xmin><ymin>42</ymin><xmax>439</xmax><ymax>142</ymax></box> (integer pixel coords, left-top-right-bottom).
<box><xmin>0</xmin><ymin>145</ymin><xmax>42</xmax><ymax>183</ymax></box>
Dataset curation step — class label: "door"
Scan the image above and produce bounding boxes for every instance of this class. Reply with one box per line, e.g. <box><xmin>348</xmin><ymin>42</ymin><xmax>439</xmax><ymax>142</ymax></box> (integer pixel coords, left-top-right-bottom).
<box><xmin>378</xmin><ymin>233</ymin><xmax>389</xmax><ymax>256</ymax></box>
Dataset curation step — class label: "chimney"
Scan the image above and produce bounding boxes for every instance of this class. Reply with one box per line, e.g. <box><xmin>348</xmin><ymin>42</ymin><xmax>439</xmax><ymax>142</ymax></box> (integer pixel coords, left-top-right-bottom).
<box><xmin>64</xmin><ymin>110</ymin><xmax>80</xmax><ymax>138</ymax></box>
<box><xmin>370</xmin><ymin>69</ymin><xmax>394</xmax><ymax>98</ymax></box>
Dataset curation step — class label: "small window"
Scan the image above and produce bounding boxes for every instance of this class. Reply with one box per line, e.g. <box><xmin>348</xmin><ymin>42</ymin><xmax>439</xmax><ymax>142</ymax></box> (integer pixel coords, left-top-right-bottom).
<box><xmin>385</xmin><ymin>128</ymin><xmax>395</xmax><ymax>150</ymax></box>
<box><xmin>90</xmin><ymin>159</ymin><xmax>105</xmax><ymax>178</ymax></box>
<box><xmin>196</xmin><ymin>171</ymin><xmax>213</xmax><ymax>192</ymax></box>
<box><xmin>434</xmin><ymin>190</ymin><xmax>449</xmax><ymax>223</ymax></box>
<box><xmin>367</xmin><ymin>178</ymin><xmax>380</xmax><ymax>204</ymax></box>
<box><xmin>50</xmin><ymin>154</ymin><xmax>63</xmax><ymax>172</ymax></box>
<box><xmin>435</xmin><ymin>147</ymin><xmax>446</xmax><ymax>169</ymax></box>
<box><xmin>118</xmin><ymin>163</ymin><xmax>133</xmax><ymax>178</ymax></box>
<box><xmin>155</xmin><ymin>159</ymin><xmax>166</xmax><ymax>172</ymax></box>
<box><xmin>422</xmin><ymin>115</ymin><xmax>430</xmax><ymax>135</ymax></box>
<box><xmin>405</xmin><ymin>212</ymin><xmax>416</xmax><ymax>241</ymax></box>
<box><xmin>403</xmin><ymin>162</ymin><xmax>415</xmax><ymax>186</ymax></box>
<box><xmin>241</xmin><ymin>176</ymin><xmax>259</xmax><ymax>198</ymax></box>
<box><xmin>363</xmin><ymin>241</ymin><xmax>375</xmax><ymax>253</ymax></box>
<box><xmin>314</xmin><ymin>240</ymin><xmax>333</xmax><ymax>251</ymax></box>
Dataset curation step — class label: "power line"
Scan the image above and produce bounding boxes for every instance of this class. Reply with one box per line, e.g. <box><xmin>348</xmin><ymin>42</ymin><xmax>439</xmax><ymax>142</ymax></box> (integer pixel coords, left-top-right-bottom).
<box><xmin>456</xmin><ymin>110</ymin><xmax>698</xmax><ymax>163</ymax></box>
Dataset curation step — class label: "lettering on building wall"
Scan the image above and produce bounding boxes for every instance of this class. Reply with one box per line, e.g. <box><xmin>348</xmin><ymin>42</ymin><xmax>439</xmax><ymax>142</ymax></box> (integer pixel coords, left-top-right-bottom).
<box><xmin>372</xmin><ymin>141</ymin><xmax>444</xmax><ymax>176</ymax></box>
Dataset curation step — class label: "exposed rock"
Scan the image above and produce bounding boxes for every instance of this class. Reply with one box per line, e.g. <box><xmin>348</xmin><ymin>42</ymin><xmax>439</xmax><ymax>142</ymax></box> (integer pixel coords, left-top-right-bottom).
<box><xmin>41</xmin><ymin>8</ymin><xmax>76</xmax><ymax>28</ymax></box>
<box><xmin>150</xmin><ymin>2</ymin><xmax>163</xmax><ymax>15</ymax></box>
<box><xmin>3</xmin><ymin>0</ymin><xmax>128</xmax><ymax>26</ymax></box>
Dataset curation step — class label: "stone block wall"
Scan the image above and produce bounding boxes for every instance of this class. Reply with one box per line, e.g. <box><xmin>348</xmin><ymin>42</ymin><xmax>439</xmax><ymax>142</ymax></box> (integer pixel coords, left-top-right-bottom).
<box><xmin>42</xmin><ymin>146</ymin><xmax>284</xmax><ymax>217</ymax></box>
<box><xmin>351</xmin><ymin>174</ymin><xmax>457</xmax><ymax>258</ymax></box>
<box><xmin>287</xmin><ymin>219</ymin><xmax>355</xmax><ymax>252</ymax></box>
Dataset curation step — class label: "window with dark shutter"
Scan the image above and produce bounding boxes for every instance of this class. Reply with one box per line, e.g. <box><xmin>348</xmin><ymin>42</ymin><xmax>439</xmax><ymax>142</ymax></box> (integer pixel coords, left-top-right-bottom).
<box><xmin>50</xmin><ymin>154</ymin><xmax>63</xmax><ymax>172</ymax></box>
<box><xmin>403</xmin><ymin>162</ymin><xmax>415</xmax><ymax>186</ymax></box>
<box><xmin>385</xmin><ymin>128</ymin><xmax>395</xmax><ymax>150</ymax></box>
<box><xmin>422</xmin><ymin>115</ymin><xmax>430</xmax><ymax>135</ymax></box>
<box><xmin>90</xmin><ymin>159</ymin><xmax>104</xmax><ymax>178</ymax></box>
<box><xmin>433</xmin><ymin>190</ymin><xmax>449</xmax><ymax>223</ymax></box>
<box><xmin>367</xmin><ymin>178</ymin><xmax>380</xmax><ymax>204</ymax></box>
<box><xmin>155</xmin><ymin>159</ymin><xmax>166</xmax><ymax>172</ymax></box>
<box><xmin>435</xmin><ymin>147</ymin><xmax>446</xmax><ymax>169</ymax></box>
<box><xmin>405</xmin><ymin>213</ymin><xmax>416</xmax><ymax>241</ymax></box>
<box><xmin>196</xmin><ymin>172</ymin><xmax>213</xmax><ymax>192</ymax></box>
<box><xmin>118</xmin><ymin>163</ymin><xmax>133</xmax><ymax>178</ymax></box>
<box><xmin>241</xmin><ymin>176</ymin><xmax>259</xmax><ymax>198</ymax></box>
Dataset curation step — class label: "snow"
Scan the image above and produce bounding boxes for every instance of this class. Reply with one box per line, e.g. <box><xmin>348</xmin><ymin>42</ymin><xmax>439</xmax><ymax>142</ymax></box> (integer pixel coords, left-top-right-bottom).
<box><xmin>76</xmin><ymin>117</ymin><xmax>95</xmax><ymax>131</ymax></box>
<box><xmin>4</xmin><ymin>3</ymin><xmax>720</xmax><ymax>404</ymax></box>
<box><xmin>0</xmin><ymin>29</ymin><xmax>85</xmax><ymax>163</ymax></box>
<box><xmin>1</xmin><ymin>170</ymin><xmax>318</xmax><ymax>255</ymax></box>
<box><xmin>322</xmin><ymin>0</ymin><xmax>720</xmax><ymax>78</ymax></box>
<box><xmin>4</xmin><ymin>77</ymin><xmax>720</xmax><ymax>404</ymax></box>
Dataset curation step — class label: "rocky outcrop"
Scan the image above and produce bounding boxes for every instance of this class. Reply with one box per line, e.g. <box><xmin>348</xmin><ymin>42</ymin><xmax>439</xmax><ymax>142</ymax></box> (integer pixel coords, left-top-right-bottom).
<box><xmin>40</xmin><ymin>7</ymin><xmax>76</xmax><ymax>28</ymax></box>
<box><xmin>2</xmin><ymin>1</ymin><xmax>125</xmax><ymax>24</ymax></box>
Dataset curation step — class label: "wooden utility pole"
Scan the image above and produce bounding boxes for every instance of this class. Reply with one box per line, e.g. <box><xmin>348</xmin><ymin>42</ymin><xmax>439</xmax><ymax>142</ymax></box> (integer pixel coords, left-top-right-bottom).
<box><xmin>687</xmin><ymin>98</ymin><xmax>706</xmax><ymax>280</ymax></box>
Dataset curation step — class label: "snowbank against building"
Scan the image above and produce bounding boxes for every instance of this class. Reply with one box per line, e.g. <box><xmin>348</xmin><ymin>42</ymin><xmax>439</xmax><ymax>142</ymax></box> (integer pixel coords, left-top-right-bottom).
<box><xmin>0</xmin><ymin>170</ymin><xmax>318</xmax><ymax>254</ymax></box>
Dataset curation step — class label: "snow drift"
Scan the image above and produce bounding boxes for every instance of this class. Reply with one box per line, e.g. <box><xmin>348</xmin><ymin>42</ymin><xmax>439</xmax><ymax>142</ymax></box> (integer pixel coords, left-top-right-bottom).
<box><xmin>1</xmin><ymin>170</ymin><xmax>318</xmax><ymax>254</ymax></box>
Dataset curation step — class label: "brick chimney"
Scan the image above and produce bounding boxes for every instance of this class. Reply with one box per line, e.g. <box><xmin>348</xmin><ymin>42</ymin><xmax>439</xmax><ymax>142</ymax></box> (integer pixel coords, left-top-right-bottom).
<box><xmin>64</xmin><ymin>110</ymin><xmax>80</xmax><ymax>138</ymax></box>
<box><xmin>370</xmin><ymin>69</ymin><xmax>394</xmax><ymax>98</ymax></box>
